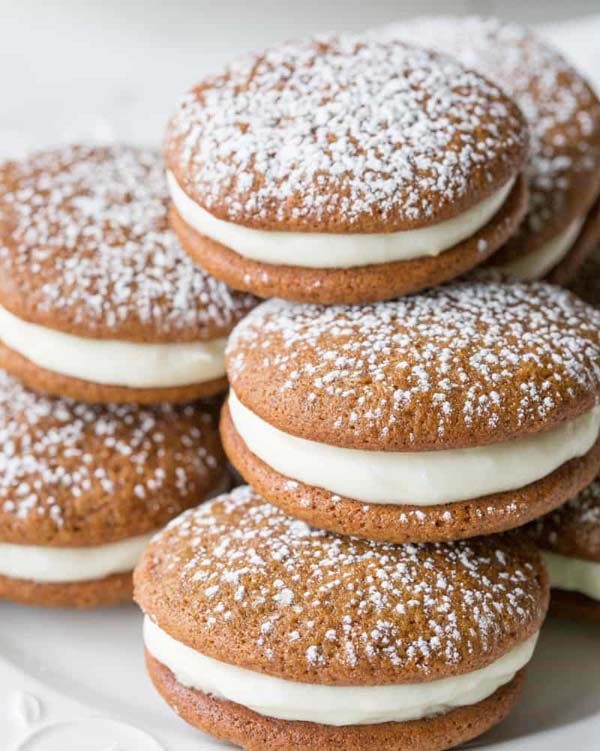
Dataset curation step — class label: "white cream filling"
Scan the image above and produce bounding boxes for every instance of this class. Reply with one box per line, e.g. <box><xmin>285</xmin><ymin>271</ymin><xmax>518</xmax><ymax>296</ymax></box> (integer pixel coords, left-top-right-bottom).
<box><xmin>144</xmin><ymin>618</ymin><xmax>538</xmax><ymax>726</ymax></box>
<box><xmin>168</xmin><ymin>171</ymin><xmax>515</xmax><ymax>269</ymax></box>
<box><xmin>500</xmin><ymin>216</ymin><xmax>586</xmax><ymax>280</ymax></box>
<box><xmin>0</xmin><ymin>531</ymin><xmax>155</xmax><ymax>583</ymax></box>
<box><xmin>543</xmin><ymin>551</ymin><xmax>600</xmax><ymax>601</ymax></box>
<box><xmin>229</xmin><ymin>391</ymin><xmax>600</xmax><ymax>506</ymax></box>
<box><xmin>0</xmin><ymin>477</ymin><xmax>230</xmax><ymax>584</ymax></box>
<box><xmin>0</xmin><ymin>304</ymin><xmax>227</xmax><ymax>389</ymax></box>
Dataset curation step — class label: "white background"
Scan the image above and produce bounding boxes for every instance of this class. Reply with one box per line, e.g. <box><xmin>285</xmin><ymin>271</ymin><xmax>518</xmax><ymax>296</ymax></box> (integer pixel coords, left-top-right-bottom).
<box><xmin>0</xmin><ymin>1</ymin><xmax>599</xmax><ymax>157</ymax></box>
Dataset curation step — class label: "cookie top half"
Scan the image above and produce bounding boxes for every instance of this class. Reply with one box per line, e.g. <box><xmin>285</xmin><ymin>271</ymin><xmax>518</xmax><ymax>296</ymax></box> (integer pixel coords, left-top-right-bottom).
<box><xmin>381</xmin><ymin>17</ymin><xmax>600</xmax><ymax>255</ymax></box>
<box><xmin>530</xmin><ymin>477</ymin><xmax>600</xmax><ymax>562</ymax></box>
<box><xmin>0</xmin><ymin>145</ymin><xmax>256</xmax><ymax>342</ymax></box>
<box><xmin>135</xmin><ymin>486</ymin><xmax>548</xmax><ymax>685</ymax></box>
<box><xmin>0</xmin><ymin>371</ymin><xmax>225</xmax><ymax>547</ymax></box>
<box><xmin>166</xmin><ymin>34</ymin><xmax>528</xmax><ymax>234</ymax></box>
<box><xmin>226</xmin><ymin>281</ymin><xmax>600</xmax><ymax>451</ymax></box>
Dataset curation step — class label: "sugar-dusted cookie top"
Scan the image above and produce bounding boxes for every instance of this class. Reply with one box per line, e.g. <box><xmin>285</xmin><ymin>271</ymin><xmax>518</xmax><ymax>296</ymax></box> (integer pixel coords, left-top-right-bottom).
<box><xmin>530</xmin><ymin>477</ymin><xmax>600</xmax><ymax>562</ymax></box>
<box><xmin>381</xmin><ymin>17</ymin><xmax>600</xmax><ymax>258</ymax></box>
<box><xmin>166</xmin><ymin>34</ymin><xmax>527</xmax><ymax>233</ymax></box>
<box><xmin>135</xmin><ymin>486</ymin><xmax>548</xmax><ymax>685</ymax></box>
<box><xmin>0</xmin><ymin>145</ymin><xmax>256</xmax><ymax>341</ymax></box>
<box><xmin>226</xmin><ymin>281</ymin><xmax>600</xmax><ymax>451</ymax></box>
<box><xmin>0</xmin><ymin>371</ymin><xmax>225</xmax><ymax>546</ymax></box>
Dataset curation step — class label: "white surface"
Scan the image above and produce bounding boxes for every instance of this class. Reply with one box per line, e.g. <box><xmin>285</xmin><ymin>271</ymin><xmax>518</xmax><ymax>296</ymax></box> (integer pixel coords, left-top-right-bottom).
<box><xmin>168</xmin><ymin>170</ymin><xmax>514</xmax><ymax>267</ymax></box>
<box><xmin>0</xmin><ymin>532</ymin><xmax>155</xmax><ymax>583</ymax></box>
<box><xmin>0</xmin><ymin>5</ymin><xmax>599</xmax><ymax>750</ymax></box>
<box><xmin>144</xmin><ymin>617</ymin><xmax>537</xmax><ymax>726</ymax></box>
<box><xmin>0</xmin><ymin>305</ymin><xmax>227</xmax><ymax>389</ymax></box>
<box><xmin>0</xmin><ymin>602</ymin><xmax>598</xmax><ymax>750</ymax></box>
<box><xmin>229</xmin><ymin>390</ymin><xmax>600</xmax><ymax>505</ymax></box>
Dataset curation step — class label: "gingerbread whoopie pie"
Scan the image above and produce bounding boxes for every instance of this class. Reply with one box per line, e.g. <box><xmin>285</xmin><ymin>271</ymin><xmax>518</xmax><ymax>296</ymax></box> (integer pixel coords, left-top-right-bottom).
<box><xmin>135</xmin><ymin>486</ymin><xmax>549</xmax><ymax>751</ymax></box>
<box><xmin>165</xmin><ymin>34</ymin><xmax>529</xmax><ymax>305</ymax></box>
<box><xmin>222</xmin><ymin>280</ymin><xmax>600</xmax><ymax>543</ymax></box>
<box><xmin>380</xmin><ymin>16</ymin><xmax>600</xmax><ymax>284</ymax></box>
<box><xmin>568</xmin><ymin>247</ymin><xmax>600</xmax><ymax>307</ymax></box>
<box><xmin>560</xmin><ymin>202</ymin><xmax>600</xmax><ymax>288</ymax></box>
<box><xmin>0</xmin><ymin>145</ymin><xmax>256</xmax><ymax>404</ymax></box>
<box><xmin>529</xmin><ymin>477</ymin><xmax>600</xmax><ymax>623</ymax></box>
<box><xmin>0</xmin><ymin>370</ymin><xmax>226</xmax><ymax>608</ymax></box>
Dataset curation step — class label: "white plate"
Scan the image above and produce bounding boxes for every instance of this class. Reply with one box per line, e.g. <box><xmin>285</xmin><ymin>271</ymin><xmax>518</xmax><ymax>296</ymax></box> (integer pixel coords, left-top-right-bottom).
<box><xmin>0</xmin><ymin>601</ymin><xmax>598</xmax><ymax>751</ymax></box>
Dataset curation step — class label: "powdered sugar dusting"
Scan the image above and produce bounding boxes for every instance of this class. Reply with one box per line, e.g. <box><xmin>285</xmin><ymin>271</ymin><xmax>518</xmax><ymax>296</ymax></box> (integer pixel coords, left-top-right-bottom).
<box><xmin>167</xmin><ymin>34</ymin><xmax>526</xmax><ymax>230</ymax></box>
<box><xmin>0</xmin><ymin>144</ymin><xmax>255</xmax><ymax>338</ymax></box>
<box><xmin>380</xmin><ymin>17</ymin><xmax>600</xmax><ymax>240</ymax></box>
<box><xmin>562</xmin><ymin>480</ymin><xmax>600</xmax><ymax>525</ymax></box>
<box><xmin>147</xmin><ymin>486</ymin><xmax>544</xmax><ymax>679</ymax></box>
<box><xmin>0</xmin><ymin>370</ymin><xmax>218</xmax><ymax>532</ymax></box>
<box><xmin>227</xmin><ymin>280</ymin><xmax>600</xmax><ymax>449</ymax></box>
<box><xmin>530</xmin><ymin>474</ymin><xmax>600</xmax><ymax>553</ymax></box>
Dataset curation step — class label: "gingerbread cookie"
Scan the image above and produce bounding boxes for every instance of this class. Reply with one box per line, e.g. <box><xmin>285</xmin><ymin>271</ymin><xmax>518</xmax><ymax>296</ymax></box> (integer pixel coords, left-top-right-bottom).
<box><xmin>529</xmin><ymin>476</ymin><xmax>600</xmax><ymax>623</ymax></box>
<box><xmin>166</xmin><ymin>34</ymin><xmax>528</xmax><ymax>304</ymax></box>
<box><xmin>0</xmin><ymin>145</ymin><xmax>256</xmax><ymax>404</ymax></box>
<box><xmin>380</xmin><ymin>17</ymin><xmax>600</xmax><ymax>283</ymax></box>
<box><xmin>548</xmin><ymin>195</ymin><xmax>600</xmax><ymax>285</ymax></box>
<box><xmin>0</xmin><ymin>370</ymin><xmax>226</xmax><ymax>608</ymax></box>
<box><xmin>562</xmin><ymin>214</ymin><xmax>600</xmax><ymax>295</ymax></box>
<box><xmin>135</xmin><ymin>486</ymin><xmax>548</xmax><ymax>751</ymax></box>
<box><xmin>223</xmin><ymin>280</ymin><xmax>600</xmax><ymax>542</ymax></box>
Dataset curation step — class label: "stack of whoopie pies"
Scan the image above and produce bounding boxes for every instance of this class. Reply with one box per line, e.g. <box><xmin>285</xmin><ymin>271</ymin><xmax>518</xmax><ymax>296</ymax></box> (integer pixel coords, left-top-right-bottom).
<box><xmin>132</xmin><ymin>21</ymin><xmax>600</xmax><ymax>751</ymax></box>
<box><xmin>1</xmin><ymin>14</ymin><xmax>599</xmax><ymax>751</ymax></box>
<box><xmin>0</xmin><ymin>144</ymin><xmax>255</xmax><ymax>607</ymax></box>
<box><xmin>523</xmin><ymin>252</ymin><xmax>600</xmax><ymax>624</ymax></box>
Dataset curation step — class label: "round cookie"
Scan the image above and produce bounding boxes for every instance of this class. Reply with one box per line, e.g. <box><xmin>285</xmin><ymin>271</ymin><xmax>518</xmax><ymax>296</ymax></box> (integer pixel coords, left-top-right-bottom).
<box><xmin>166</xmin><ymin>34</ymin><xmax>529</xmax><ymax>305</ymax></box>
<box><xmin>0</xmin><ymin>144</ymin><xmax>256</xmax><ymax>404</ymax></box>
<box><xmin>548</xmin><ymin>195</ymin><xmax>600</xmax><ymax>286</ymax></box>
<box><xmin>0</xmin><ymin>370</ymin><xmax>226</xmax><ymax>608</ymax></box>
<box><xmin>562</xmin><ymin>216</ymin><xmax>600</xmax><ymax>296</ymax></box>
<box><xmin>223</xmin><ymin>280</ymin><xmax>600</xmax><ymax>543</ymax></box>
<box><xmin>379</xmin><ymin>17</ymin><xmax>600</xmax><ymax>283</ymax></box>
<box><xmin>135</xmin><ymin>486</ymin><xmax>548</xmax><ymax>751</ymax></box>
<box><xmin>529</xmin><ymin>477</ymin><xmax>600</xmax><ymax>623</ymax></box>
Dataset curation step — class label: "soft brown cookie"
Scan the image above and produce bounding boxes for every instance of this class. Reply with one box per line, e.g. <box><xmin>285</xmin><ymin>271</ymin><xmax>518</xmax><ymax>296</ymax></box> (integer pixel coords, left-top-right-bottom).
<box><xmin>146</xmin><ymin>653</ymin><xmax>526</xmax><ymax>751</ymax></box>
<box><xmin>0</xmin><ymin>572</ymin><xmax>133</xmax><ymax>609</ymax></box>
<box><xmin>0</xmin><ymin>145</ymin><xmax>256</xmax><ymax>404</ymax></box>
<box><xmin>135</xmin><ymin>487</ymin><xmax>548</xmax><ymax>751</ymax></box>
<box><xmin>380</xmin><ymin>17</ymin><xmax>600</xmax><ymax>282</ymax></box>
<box><xmin>224</xmin><ymin>281</ymin><xmax>600</xmax><ymax>542</ymax></box>
<box><xmin>0</xmin><ymin>370</ymin><xmax>227</xmax><ymax>608</ymax></box>
<box><xmin>169</xmin><ymin>176</ymin><xmax>527</xmax><ymax>305</ymax></box>
<box><xmin>567</xmin><ymin>240</ymin><xmax>600</xmax><ymax>306</ymax></box>
<box><xmin>548</xmin><ymin>589</ymin><xmax>600</xmax><ymax>623</ymax></box>
<box><xmin>0</xmin><ymin>341</ymin><xmax>229</xmax><ymax>405</ymax></box>
<box><xmin>528</xmin><ymin>475</ymin><xmax>600</xmax><ymax>623</ymax></box>
<box><xmin>166</xmin><ymin>34</ymin><xmax>528</xmax><ymax>304</ymax></box>
<box><xmin>548</xmin><ymin>195</ymin><xmax>600</xmax><ymax>286</ymax></box>
<box><xmin>221</xmin><ymin>402</ymin><xmax>600</xmax><ymax>543</ymax></box>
